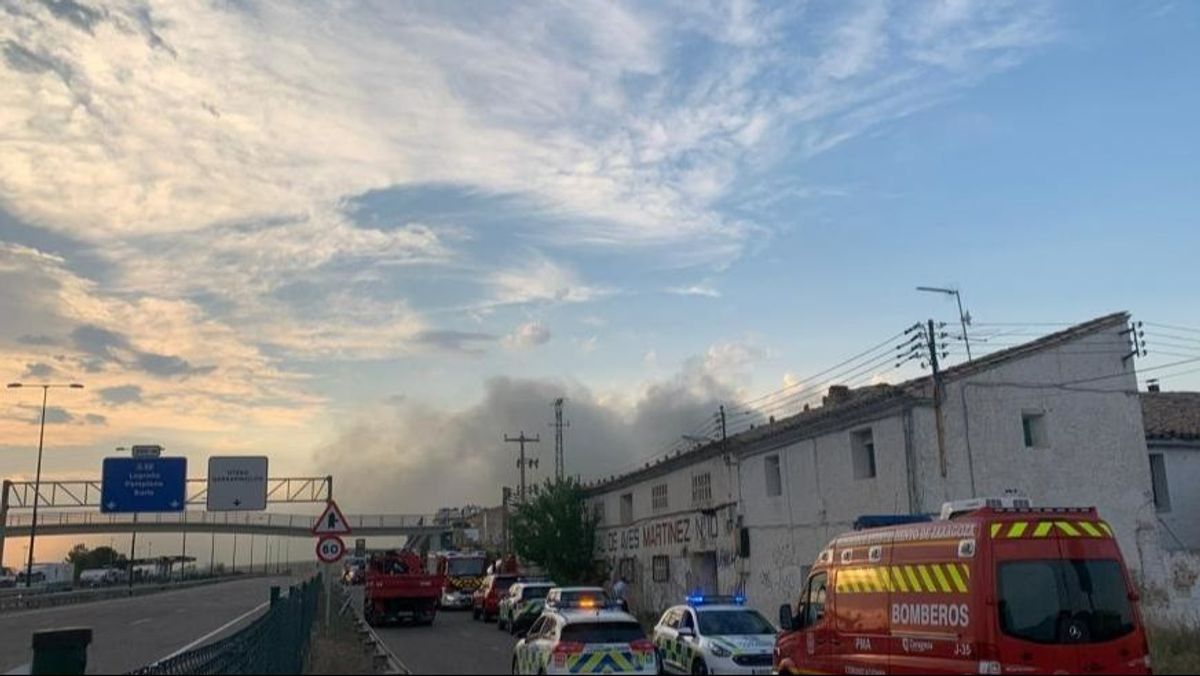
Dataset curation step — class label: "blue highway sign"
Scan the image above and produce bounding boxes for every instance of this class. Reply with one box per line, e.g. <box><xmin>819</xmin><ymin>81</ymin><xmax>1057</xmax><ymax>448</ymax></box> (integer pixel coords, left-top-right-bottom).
<box><xmin>101</xmin><ymin>457</ymin><xmax>188</xmax><ymax>513</ymax></box>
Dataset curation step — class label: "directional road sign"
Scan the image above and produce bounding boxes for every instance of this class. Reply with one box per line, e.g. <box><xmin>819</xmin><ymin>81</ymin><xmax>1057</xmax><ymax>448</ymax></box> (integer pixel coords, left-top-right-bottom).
<box><xmin>316</xmin><ymin>536</ymin><xmax>346</xmax><ymax>563</ymax></box>
<box><xmin>312</xmin><ymin>500</ymin><xmax>352</xmax><ymax>536</ymax></box>
<box><xmin>101</xmin><ymin>457</ymin><xmax>187</xmax><ymax>513</ymax></box>
<box><xmin>206</xmin><ymin>456</ymin><xmax>268</xmax><ymax>511</ymax></box>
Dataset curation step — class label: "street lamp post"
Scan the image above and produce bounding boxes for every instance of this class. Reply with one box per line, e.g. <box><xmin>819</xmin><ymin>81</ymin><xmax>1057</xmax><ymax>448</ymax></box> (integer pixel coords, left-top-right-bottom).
<box><xmin>916</xmin><ymin>287</ymin><xmax>973</xmax><ymax>361</ymax></box>
<box><xmin>6</xmin><ymin>382</ymin><xmax>84</xmax><ymax>589</ymax></box>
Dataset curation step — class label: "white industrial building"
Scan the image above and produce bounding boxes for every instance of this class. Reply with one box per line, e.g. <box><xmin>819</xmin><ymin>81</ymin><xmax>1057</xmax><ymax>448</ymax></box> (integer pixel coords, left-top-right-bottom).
<box><xmin>587</xmin><ymin>312</ymin><xmax>1179</xmax><ymax>619</ymax></box>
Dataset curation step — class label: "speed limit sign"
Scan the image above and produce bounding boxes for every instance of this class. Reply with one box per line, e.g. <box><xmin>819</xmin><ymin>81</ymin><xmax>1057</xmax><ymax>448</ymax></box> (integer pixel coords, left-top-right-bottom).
<box><xmin>316</xmin><ymin>535</ymin><xmax>346</xmax><ymax>563</ymax></box>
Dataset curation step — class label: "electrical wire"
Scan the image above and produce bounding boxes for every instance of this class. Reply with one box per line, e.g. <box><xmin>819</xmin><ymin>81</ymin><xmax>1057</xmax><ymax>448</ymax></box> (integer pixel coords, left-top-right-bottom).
<box><xmin>1145</xmin><ymin>322</ymin><xmax>1200</xmax><ymax>335</ymax></box>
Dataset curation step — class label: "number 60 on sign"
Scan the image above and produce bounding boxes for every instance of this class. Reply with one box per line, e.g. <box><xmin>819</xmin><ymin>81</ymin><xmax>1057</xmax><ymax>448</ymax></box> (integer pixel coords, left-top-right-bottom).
<box><xmin>316</xmin><ymin>535</ymin><xmax>346</xmax><ymax>563</ymax></box>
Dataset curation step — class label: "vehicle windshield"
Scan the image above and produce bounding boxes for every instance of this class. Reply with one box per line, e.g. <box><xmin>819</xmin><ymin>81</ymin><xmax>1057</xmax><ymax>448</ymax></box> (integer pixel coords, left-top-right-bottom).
<box><xmin>447</xmin><ymin>558</ymin><xmax>486</xmax><ymax>576</ymax></box>
<box><xmin>494</xmin><ymin>576</ymin><xmax>517</xmax><ymax>592</ymax></box>
<box><xmin>522</xmin><ymin>586</ymin><xmax>552</xmax><ymax>600</ymax></box>
<box><xmin>698</xmin><ymin>609</ymin><xmax>776</xmax><ymax>636</ymax></box>
<box><xmin>998</xmin><ymin>559</ymin><xmax>1135</xmax><ymax>644</ymax></box>
<box><xmin>560</xmin><ymin>622</ymin><xmax>645</xmax><ymax>644</ymax></box>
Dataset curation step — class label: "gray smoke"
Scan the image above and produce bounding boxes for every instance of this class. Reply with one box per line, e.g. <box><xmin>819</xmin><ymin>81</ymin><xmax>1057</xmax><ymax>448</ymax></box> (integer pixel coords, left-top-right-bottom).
<box><xmin>313</xmin><ymin>365</ymin><xmax>735</xmax><ymax>514</ymax></box>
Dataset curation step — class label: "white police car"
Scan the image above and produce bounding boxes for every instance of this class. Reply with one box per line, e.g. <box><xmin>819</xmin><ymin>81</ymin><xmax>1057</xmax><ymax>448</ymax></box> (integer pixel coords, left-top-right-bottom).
<box><xmin>653</xmin><ymin>596</ymin><xmax>777</xmax><ymax>675</ymax></box>
<box><xmin>512</xmin><ymin>599</ymin><xmax>659</xmax><ymax>675</ymax></box>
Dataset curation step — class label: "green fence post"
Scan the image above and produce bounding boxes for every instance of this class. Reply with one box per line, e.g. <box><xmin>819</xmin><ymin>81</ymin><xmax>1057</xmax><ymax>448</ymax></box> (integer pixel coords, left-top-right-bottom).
<box><xmin>31</xmin><ymin>628</ymin><xmax>92</xmax><ymax>675</ymax></box>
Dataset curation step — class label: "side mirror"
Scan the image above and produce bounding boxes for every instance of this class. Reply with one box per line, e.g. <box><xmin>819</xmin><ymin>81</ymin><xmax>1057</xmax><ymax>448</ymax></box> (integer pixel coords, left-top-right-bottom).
<box><xmin>778</xmin><ymin>604</ymin><xmax>794</xmax><ymax>631</ymax></box>
<box><xmin>677</xmin><ymin>627</ymin><xmax>695</xmax><ymax>639</ymax></box>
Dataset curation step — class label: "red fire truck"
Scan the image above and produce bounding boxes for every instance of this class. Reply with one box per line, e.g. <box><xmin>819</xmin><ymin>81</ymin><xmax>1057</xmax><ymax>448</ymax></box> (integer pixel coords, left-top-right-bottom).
<box><xmin>429</xmin><ymin>550</ymin><xmax>488</xmax><ymax>610</ymax></box>
<box><xmin>363</xmin><ymin>550</ymin><xmax>445</xmax><ymax>627</ymax></box>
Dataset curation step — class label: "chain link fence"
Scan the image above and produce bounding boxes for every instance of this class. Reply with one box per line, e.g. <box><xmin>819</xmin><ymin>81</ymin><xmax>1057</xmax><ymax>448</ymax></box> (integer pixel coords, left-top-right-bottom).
<box><xmin>128</xmin><ymin>575</ymin><xmax>321</xmax><ymax>675</ymax></box>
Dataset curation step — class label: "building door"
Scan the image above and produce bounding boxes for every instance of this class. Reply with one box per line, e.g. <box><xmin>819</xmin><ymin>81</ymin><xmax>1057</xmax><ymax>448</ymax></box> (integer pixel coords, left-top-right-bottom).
<box><xmin>689</xmin><ymin>552</ymin><xmax>718</xmax><ymax>594</ymax></box>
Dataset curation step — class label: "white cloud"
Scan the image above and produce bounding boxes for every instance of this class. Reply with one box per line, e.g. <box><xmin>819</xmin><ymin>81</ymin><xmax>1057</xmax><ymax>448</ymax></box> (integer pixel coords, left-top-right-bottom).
<box><xmin>504</xmin><ymin>321</ymin><xmax>552</xmax><ymax>349</ymax></box>
<box><xmin>489</xmin><ymin>256</ymin><xmax>609</xmax><ymax>307</ymax></box>
<box><xmin>667</xmin><ymin>284</ymin><xmax>721</xmax><ymax>298</ymax></box>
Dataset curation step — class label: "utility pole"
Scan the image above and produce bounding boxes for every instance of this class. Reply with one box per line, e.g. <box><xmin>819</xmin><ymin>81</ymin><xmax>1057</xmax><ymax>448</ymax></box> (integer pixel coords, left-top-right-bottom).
<box><xmin>501</xmin><ymin>486</ymin><xmax>512</xmax><ymax>556</ymax></box>
<box><xmin>505</xmin><ymin>432</ymin><xmax>540</xmax><ymax>503</ymax></box>
<box><xmin>927</xmin><ymin>319</ymin><xmax>948</xmax><ymax>477</ymax></box>
<box><xmin>550</xmin><ymin>399</ymin><xmax>569</xmax><ymax>481</ymax></box>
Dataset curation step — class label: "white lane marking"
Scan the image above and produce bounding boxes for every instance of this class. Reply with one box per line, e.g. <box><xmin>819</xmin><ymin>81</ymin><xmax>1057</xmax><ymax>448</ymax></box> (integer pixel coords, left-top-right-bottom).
<box><xmin>130</xmin><ymin>618</ymin><xmax>153</xmax><ymax>627</ymax></box>
<box><xmin>0</xmin><ymin>577</ymin><xmax>287</xmax><ymax>621</ymax></box>
<box><xmin>150</xmin><ymin>601</ymin><xmax>269</xmax><ymax>665</ymax></box>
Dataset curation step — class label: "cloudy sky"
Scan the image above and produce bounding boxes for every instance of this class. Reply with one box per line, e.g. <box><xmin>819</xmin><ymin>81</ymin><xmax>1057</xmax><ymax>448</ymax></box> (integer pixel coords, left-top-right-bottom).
<box><xmin>2</xmin><ymin>0</ymin><xmax>1198</xmax><ymax>548</ymax></box>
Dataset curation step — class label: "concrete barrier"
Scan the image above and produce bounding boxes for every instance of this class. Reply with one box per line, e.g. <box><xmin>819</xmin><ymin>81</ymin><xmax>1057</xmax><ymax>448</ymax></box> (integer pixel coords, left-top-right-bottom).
<box><xmin>0</xmin><ymin>573</ymin><xmax>286</xmax><ymax>614</ymax></box>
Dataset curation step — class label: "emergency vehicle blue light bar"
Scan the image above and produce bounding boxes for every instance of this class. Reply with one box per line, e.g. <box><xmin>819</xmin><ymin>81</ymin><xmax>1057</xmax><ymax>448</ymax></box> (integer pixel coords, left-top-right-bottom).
<box><xmin>685</xmin><ymin>594</ymin><xmax>746</xmax><ymax>606</ymax></box>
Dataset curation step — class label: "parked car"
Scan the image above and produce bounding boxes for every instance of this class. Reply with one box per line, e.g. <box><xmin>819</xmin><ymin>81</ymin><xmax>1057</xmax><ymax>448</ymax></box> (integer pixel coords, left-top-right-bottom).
<box><xmin>498</xmin><ymin>581</ymin><xmax>556</xmax><ymax>635</ymax></box>
<box><xmin>473</xmin><ymin>573</ymin><xmax>519</xmax><ymax>622</ymax></box>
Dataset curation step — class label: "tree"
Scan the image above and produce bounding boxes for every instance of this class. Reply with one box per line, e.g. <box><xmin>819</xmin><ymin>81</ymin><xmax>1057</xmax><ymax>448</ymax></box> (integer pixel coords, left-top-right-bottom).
<box><xmin>65</xmin><ymin>544</ymin><xmax>128</xmax><ymax>580</ymax></box>
<box><xmin>510</xmin><ymin>478</ymin><xmax>598</xmax><ymax>585</ymax></box>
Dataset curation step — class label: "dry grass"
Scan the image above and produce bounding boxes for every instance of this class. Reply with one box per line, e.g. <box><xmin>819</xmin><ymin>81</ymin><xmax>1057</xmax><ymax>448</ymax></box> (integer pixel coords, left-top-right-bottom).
<box><xmin>306</xmin><ymin>593</ymin><xmax>378</xmax><ymax>675</ymax></box>
<box><xmin>1148</xmin><ymin>622</ymin><xmax>1200</xmax><ymax>675</ymax></box>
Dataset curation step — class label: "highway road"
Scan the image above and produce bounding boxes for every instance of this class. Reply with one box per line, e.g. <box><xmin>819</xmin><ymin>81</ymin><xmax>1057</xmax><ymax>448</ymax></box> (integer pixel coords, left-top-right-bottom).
<box><xmin>374</xmin><ymin>608</ymin><xmax>517</xmax><ymax>675</ymax></box>
<box><xmin>0</xmin><ymin>574</ymin><xmax>298</xmax><ymax>674</ymax></box>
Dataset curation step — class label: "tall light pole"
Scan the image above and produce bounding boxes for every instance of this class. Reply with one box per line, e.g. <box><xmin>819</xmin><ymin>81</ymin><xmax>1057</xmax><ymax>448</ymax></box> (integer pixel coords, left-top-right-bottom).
<box><xmin>916</xmin><ymin>287</ymin><xmax>973</xmax><ymax>361</ymax></box>
<box><xmin>6</xmin><ymin>382</ymin><xmax>84</xmax><ymax>588</ymax></box>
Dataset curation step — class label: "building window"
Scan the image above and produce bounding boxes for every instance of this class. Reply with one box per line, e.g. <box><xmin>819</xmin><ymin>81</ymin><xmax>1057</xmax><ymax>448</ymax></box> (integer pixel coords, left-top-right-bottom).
<box><xmin>851</xmin><ymin>429</ymin><xmax>876</xmax><ymax>480</ymax></box>
<box><xmin>620</xmin><ymin>493</ymin><xmax>633</xmax><ymax>525</ymax></box>
<box><xmin>651</xmin><ymin>484</ymin><xmax>669</xmax><ymax>512</ymax></box>
<box><xmin>593</xmin><ymin>501</ymin><xmax>605</xmax><ymax>525</ymax></box>
<box><xmin>765</xmin><ymin>454</ymin><xmax>782</xmax><ymax>497</ymax></box>
<box><xmin>652</xmin><ymin>555</ymin><xmax>670</xmax><ymax>583</ymax></box>
<box><xmin>1150</xmin><ymin>454</ymin><xmax>1172</xmax><ymax>513</ymax></box>
<box><xmin>1022</xmin><ymin>411</ymin><xmax>1048</xmax><ymax>448</ymax></box>
<box><xmin>691</xmin><ymin>472</ymin><xmax>712</xmax><ymax>505</ymax></box>
<box><xmin>619</xmin><ymin>557</ymin><xmax>637</xmax><ymax>583</ymax></box>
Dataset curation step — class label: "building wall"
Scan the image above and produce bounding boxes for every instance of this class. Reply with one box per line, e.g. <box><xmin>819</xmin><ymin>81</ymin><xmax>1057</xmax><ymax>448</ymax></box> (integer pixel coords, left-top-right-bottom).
<box><xmin>587</xmin><ymin>318</ymin><xmax>1174</xmax><ymax>620</ymax></box>
<box><xmin>918</xmin><ymin>325</ymin><xmax>1162</xmax><ymax>584</ymax></box>
<box><xmin>591</xmin><ymin>454</ymin><xmax>740</xmax><ymax>616</ymax></box>
<box><xmin>1151</xmin><ymin>441</ymin><xmax>1200</xmax><ymax>551</ymax></box>
<box><xmin>737</xmin><ymin>412</ymin><xmax>912</xmax><ymax>616</ymax></box>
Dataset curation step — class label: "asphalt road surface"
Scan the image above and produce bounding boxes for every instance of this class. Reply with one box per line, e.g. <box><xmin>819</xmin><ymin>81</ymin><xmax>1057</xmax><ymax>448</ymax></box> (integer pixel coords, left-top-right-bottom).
<box><xmin>0</xmin><ymin>575</ymin><xmax>297</xmax><ymax>674</ymax></box>
<box><xmin>374</xmin><ymin>607</ymin><xmax>518</xmax><ymax>675</ymax></box>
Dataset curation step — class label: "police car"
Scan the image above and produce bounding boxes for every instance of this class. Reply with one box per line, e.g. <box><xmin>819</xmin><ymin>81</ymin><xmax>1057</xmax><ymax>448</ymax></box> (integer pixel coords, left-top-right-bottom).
<box><xmin>653</xmin><ymin>596</ymin><xmax>777</xmax><ymax>675</ymax></box>
<box><xmin>512</xmin><ymin>598</ymin><xmax>659</xmax><ymax>675</ymax></box>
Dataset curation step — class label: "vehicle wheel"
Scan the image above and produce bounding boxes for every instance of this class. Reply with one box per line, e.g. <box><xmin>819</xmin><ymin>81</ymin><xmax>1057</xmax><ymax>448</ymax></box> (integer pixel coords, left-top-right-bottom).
<box><xmin>691</xmin><ymin>658</ymin><xmax>709</xmax><ymax>675</ymax></box>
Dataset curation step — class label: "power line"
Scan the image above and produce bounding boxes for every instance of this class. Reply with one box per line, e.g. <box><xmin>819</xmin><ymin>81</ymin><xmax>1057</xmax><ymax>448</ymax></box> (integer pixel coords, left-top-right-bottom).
<box><xmin>737</xmin><ymin>330</ymin><xmax>907</xmax><ymax>408</ymax></box>
<box><xmin>1145</xmin><ymin>322</ymin><xmax>1200</xmax><ymax>335</ymax></box>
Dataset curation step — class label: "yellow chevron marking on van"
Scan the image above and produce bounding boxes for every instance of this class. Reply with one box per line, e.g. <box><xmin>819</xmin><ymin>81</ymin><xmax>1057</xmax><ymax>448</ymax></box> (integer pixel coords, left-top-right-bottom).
<box><xmin>905</xmin><ymin>566</ymin><xmax>922</xmax><ymax>592</ymax></box>
<box><xmin>946</xmin><ymin>564</ymin><xmax>968</xmax><ymax>593</ymax></box>
<box><xmin>1033</xmin><ymin>522</ymin><xmax>1054</xmax><ymax>538</ymax></box>
<box><xmin>960</xmin><ymin>564</ymin><xmax>971</xmax><ymax>582</ymax></box>
<box><xmin>866</xmin><ymin>568</ymin><xmax>883</xmax><ymax>593</ymax></box>
<box><xmin>1007</xmin><ymin>522</ymin><xmax>1029</xmax><ymax>538</ymax></box>
<box><xmin>1056</xmin><ymin>522</ymin><xmax>1081</xmax><ymax>537</ymax></box>
<box><xmin>844</xmin><ymin>569</ymin><xmax>862</xmax><ymax>593</ymax></box>
<box><xmin>931</xmin><ymin>565</ymin><xmax>952</xmax><ymax>593</ymax></box>
<box><xmin>1078</xmin><ymin>522</ymin><xmax>1103</xmax><ymax>537</ymax></box>
<box><xmin>878</xmin><ymin>567</ymin><xmax>894</xmax><ymax>593</ymax></box>
<box><xmin>1099</xmin><ymin>522</ymin><xmax>1113</xmax><ymax>537</ymax></box>
<box><xmin>991</xmin><ymin>523</ymin><xmax>1003</xmax><ymax>538</ymax></box>
<box><xmin>918</xmin><ymin>565</ymin><xmax>936</xmax><ymax>593</ymax></box>
<box><xmin>891</xmin><ymin>566</ymin><xmax>909</xmax><ymax>593</ymax></box>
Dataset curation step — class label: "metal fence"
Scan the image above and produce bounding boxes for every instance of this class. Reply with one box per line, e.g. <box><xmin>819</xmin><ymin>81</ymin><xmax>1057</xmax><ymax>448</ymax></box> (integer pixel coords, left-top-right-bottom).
<box><xmin>128</xmin><ymin>575</ymin><xmax>322</xmax><ymax>675</ymax></box>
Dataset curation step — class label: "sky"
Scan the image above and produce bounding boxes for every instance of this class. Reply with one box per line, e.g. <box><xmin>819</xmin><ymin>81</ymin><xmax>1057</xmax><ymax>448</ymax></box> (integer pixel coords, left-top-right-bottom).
<box><xmin>1</xmin><ymin>0</ymin><xmax>1199</xmax><ymax>564</ymax></box>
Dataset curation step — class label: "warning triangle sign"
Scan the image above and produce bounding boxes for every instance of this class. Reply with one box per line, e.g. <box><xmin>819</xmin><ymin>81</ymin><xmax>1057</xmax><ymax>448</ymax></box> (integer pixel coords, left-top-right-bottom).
<box><xmin>312</xmin><ymin>500</ymin><xmax>352</xmax><ymax>536</ymax></box>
